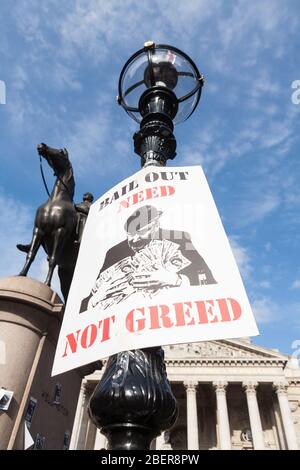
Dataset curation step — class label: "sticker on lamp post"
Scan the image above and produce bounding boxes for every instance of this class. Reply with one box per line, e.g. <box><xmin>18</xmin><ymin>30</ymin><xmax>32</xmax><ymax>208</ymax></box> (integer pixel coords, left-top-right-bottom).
<box><xmin>52</xmin><ymin>165</ymin><xmax>259</xmax><ymax>375</ymax></box>
<box><xmin>0</xmin><ymin>389</ymin><xmax>14</xmax><ymax>411</ymax></box>
<box><xmin>62</xmin><ymin>430</ymin><xmax>71</xmax><ymax>450</ymax></box>
<box><xmin>25</xmin><ymin>397</ymin><xmax>37</xmax><ymax>428</ymax></box>
<box><xmin>52</xmin><ymin>383</ymin><xmax>62</xmax><ymax>405</ymax></box>
<box><xmin>34</xmin><ymin>434</ymin><xmax>46</xmax><ymax>450</ymax></box>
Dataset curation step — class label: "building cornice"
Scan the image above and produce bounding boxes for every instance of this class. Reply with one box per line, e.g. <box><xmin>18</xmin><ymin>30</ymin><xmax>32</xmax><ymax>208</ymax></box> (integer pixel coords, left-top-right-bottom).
<box><xmin>165</xmin><ymin>358</ymin><xmax>287</xmax><ymax>367</ymax></box>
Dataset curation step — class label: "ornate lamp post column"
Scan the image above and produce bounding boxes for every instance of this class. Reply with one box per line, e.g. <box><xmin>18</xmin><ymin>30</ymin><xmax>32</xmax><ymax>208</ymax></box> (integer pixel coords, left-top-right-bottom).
<box><xmin>88</xmin><ymin>41</ymin><xmax>204</xmax><ymax>450</ymax></box>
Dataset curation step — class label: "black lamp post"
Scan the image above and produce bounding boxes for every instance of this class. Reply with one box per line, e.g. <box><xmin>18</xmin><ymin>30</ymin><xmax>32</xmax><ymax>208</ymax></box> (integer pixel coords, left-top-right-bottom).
<box><xmin>88</xmin><ymin>42</ymin><xmax>204</xmax><ymax>450</ymax></box>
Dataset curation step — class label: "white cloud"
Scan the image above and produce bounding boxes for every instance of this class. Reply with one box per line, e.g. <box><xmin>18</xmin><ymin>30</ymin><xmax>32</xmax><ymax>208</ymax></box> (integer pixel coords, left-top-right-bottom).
<box><xmin>180</xmin><ymin>148</ymin><xmax>206</xmax><ymax>167</ymax></box>
<box><xmin>156</xmin><ymin>0</ymin><xmax>221</xmax><ymax>40</ymax></box>
<box><xmin>13</xmin><ymin>65</ymin><xmax>28</xmax><ymax>91</ymax></box>
<box><xmin>251</xmin><ymin>297</ymin><xmax>300</xmax><ymax>334</ymax></box>
<box><xmin>292</xmin><ymin>304</ymin><xmax>300</xmax><ymax>329</ymax></box>
<box><xmin>292</xmin><ymin>280</ymin><xmax>300</xmax><ymax>290</ymax></box>
<box><xmin>63</xmin><ymin>110</ymin><xmax>116</xmax><ymax>177</ymax></box>
<box><xmin>249</xmin><ymin>69</ymin><xmax>280</xmax><ymax>99</ymax></box>
<box><xmin>6</xmin><ymin>0</ymin><xmax>299</xmax><ymax>167</ymax></box>
<box><xmin>259</xmin><ymin>280</ymin><xmax>271</xmax><ymax>289</ymax></box>
<box><xmin>14</xmin><ymin>1</ymin><xmax>49</xmax><ymax>46</ymax></box>
<box><xmin>51</xmin><ymin>63</ymin><xmax>82</xmax><ymax>91</ymax></box>
<box><xmin>264</xmin><ymin>242</ymin><xmax>272</xmax><ymax>252</ymax></box>
<box><xmin>228</xmin><ymin>236</ymin><xmax>253</xmax><ymax>281</ymax></box>
<box><xmin>57</xmin><ymin>0</ymin><xmax>221</xmax><ymax>63</ymax></box>
<box><xmin>260</xmin><ymin>120</ymin><xmax>293</xmax><ymax>149</ymax></box>
<box><xmin>180</xmin><ymin>118</ymin><xmax>226</xmax><ymax>175</ymax></box>
<box><xmin>242</xmin><ymin>192</ymin><xmax>280</xmax><ymax>225</ymax></box>
<box><xmin>217</xmin><ymin>0</ymin><xmax>297</xmax><ymax>56</ymax></box>
<box><xmin>251</xmin><ymin>297</ymin><xmax>281</xmax><ymax>324</ymax></box>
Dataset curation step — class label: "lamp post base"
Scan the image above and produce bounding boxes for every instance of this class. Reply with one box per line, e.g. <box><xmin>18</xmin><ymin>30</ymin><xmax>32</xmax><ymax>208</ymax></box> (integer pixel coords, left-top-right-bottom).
<box><xmin>88</xmin><ymin>347</ymin><xmax>178</xmax><ymax>450</ymax></box>
<box><xmin>102</xmin><ymin>424</ymin><xmax>157</xmax><ymax>451</ymax></box>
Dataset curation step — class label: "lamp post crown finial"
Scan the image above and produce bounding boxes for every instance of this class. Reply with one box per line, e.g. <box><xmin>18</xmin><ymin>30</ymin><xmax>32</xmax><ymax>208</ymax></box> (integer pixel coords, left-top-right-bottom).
<box><xmin>144</xmin><ymin>40</ymin><xmax>155</xmax><ymax>49</ymax></box>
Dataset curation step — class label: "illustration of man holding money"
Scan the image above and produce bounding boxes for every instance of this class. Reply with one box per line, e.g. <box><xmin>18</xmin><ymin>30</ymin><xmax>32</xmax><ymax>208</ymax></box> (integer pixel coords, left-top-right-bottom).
<box><xmin>80</xmin><ymin>205</ymin><xmax>216</xmax><ymax>313</ymax></box>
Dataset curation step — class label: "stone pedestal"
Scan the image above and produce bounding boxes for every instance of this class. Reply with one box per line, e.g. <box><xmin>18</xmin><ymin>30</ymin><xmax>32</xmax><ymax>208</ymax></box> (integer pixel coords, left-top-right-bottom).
<box><xmin>0</xmin><ymin>276</ymin><xmax>93</xmax><ymax>450</ymax></box>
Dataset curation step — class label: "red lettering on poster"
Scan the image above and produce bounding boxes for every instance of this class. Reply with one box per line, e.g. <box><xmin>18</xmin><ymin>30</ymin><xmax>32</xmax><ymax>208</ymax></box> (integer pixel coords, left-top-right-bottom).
<box><xmin>174</xmin><ymin>302</ymin><xmax>196</xmax><ymax>327</ymax></box>
<box><xmin>118</xmin><ymin>185</ymin><xmax>175</xmax><ymax>212</ymax></box>
<box><xmin>81</xmin><ymin>324</ymin><xmax>98</xmax><ymax>349</ymax></box>
<box><xmin>62</xmin><ymin>298</ymin><xmax>242</xmax><ymax>358</ymax></box>
<box><xmin>148</xmin><ymin>304</ymin><xmax>174</xmax><ymax>329</ymax></box>
<box><xmin>62</xmin><ymin>315</ymin><xmax>115</xmax><ymax>357</ymax></box>
<box><xmin>62</xmin><ymin>330</ymin><xmax>81</xmax><ymax>357</ymax></box>
<box><xmin>126</xmin><ymin>307</ymin><xmax>145</xmax><ymax>332</ymax></box>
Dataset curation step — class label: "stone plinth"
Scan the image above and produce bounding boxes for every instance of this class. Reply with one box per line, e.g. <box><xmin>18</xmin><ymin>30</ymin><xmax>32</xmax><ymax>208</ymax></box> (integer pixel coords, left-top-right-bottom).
<box><xmin>0</xmin><ymin>276</ymin><xmax>88</xmax><ymax>450</ymax></box>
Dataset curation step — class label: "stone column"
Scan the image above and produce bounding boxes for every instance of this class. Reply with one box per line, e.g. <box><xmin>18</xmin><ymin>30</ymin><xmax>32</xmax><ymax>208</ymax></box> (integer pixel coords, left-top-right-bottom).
<box><xmin>69</xmin><ymin>383</ymin><xmax>87</xmax><ymax>449</ymax></box>
<box><xmin>84</xmin><ymin>418</ymin><xmax>97</xmax><ymax>450</ymax></box>
<box><xmin>243</xmin><ymin>381</ymin><xmax>265</xmax><ymax>450</ymax></box>
<box><xmin>155</xmin><ymin>432</ymin><xmax>165</xmax><ymax>450</ymax></box>
<box><xmin>213</xmin><ymin>381</ymin><xmax>231</xmax><ymax>450</ymax></box>
<box><xmin>155</xmin><ymin>431</ymin><xmax>172</xmax><ymax>450</ymax></box>
<box><xmin>184</xmin><ymin>381</ymin><xmax>199</xmax><ymax>450</ymax></box>
<box><xmin>273</xmin><ymin>395</ymin><xmax>286</xmax><ymax>449</ymax></box>
<box><xmin>273</xmin><ymin>382</ymin><xmax>299</xmax><ymax>450</ymax></box>
<box><xmin>69</xmin><ymin>383</ymin><xmax>90</xmax><ymax>449</ymax></box>
<box><xmin>94</xmin><ymin>429</ymin><xmax>107</xmax><ymax>450</ymax></box>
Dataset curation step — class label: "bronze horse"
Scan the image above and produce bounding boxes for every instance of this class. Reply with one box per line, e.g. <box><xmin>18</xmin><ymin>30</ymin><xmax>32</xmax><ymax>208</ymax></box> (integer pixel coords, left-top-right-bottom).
<box><xmin>18</xmin><ymin>143</ymin><xmax>79</xmax><ymax>301</ymax></box>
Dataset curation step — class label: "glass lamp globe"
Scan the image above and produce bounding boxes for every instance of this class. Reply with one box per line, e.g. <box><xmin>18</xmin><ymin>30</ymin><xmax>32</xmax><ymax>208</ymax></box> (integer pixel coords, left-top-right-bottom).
<box><xmin>118</xmin><ymin>42</ymin><xmax>204</xmax><ymax>125</ymax></box>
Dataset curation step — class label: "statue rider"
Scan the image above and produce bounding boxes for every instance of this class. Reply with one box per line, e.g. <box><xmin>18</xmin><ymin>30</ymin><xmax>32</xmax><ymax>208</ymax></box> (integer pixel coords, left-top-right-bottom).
<box><xmin>17</xmin><ymin>192</ymin><xmax>94</xmax><ymax>253</ymax></box>
<box><xmin>74</xmin><ymin>192</ymin><xmax>94</xmax><ymax>244</ymax></box>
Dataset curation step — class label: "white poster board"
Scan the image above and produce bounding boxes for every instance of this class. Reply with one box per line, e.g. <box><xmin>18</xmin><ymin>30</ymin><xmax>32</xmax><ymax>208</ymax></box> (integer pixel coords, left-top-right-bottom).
<box><xmin>52</xmin><ymin>166</ymin><xmax>258</xmax><ymax>375</ymax></box>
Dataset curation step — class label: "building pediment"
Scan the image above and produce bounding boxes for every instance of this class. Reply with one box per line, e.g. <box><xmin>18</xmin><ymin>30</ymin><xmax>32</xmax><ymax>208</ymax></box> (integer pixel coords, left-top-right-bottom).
<box><xmin>164</xmin><ymin>339</ymin><xmax>288</xmax><ymax>365</ymax></box>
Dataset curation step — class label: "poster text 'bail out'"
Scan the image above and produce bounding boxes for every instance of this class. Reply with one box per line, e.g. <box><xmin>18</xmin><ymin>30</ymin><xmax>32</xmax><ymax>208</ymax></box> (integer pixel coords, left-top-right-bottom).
<box><xmin>98</xmin><ymin>171</ymin><xmax>189</xmax><ymax>213</ymax></box>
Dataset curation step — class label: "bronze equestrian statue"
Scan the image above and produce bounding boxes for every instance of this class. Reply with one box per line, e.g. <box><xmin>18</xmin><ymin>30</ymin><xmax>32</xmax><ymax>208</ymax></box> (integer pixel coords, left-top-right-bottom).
<box><xmin>17</xmin><ymin>143</ymin><xmax>93</xmax><ymax>302</ymax></box>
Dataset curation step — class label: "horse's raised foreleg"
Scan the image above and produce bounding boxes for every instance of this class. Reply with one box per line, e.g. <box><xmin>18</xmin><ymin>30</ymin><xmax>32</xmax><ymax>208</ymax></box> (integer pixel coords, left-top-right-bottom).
<box><xmin>19</xmin><ymin>227</ymin><xmax>44</xmax><ymax>277</ymax></box>
<box><xmin>45</xmin><ymin>227</ymin><xmax>67</xmax><ymax>286</ymax></box>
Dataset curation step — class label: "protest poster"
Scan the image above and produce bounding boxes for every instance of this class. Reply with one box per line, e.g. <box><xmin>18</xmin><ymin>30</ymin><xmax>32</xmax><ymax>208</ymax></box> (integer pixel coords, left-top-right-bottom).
<box><xmin>52</xmin><ymin>166</ymin><xmax>258</xmax><ymax>375</ymax></box>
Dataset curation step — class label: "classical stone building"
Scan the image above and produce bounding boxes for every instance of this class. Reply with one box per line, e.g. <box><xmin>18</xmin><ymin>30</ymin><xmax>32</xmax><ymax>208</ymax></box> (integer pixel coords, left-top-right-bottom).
<box><xmin>70</xmin><ymin>339</ymin><xmax>300</xmax><ymax>450</ymax></box>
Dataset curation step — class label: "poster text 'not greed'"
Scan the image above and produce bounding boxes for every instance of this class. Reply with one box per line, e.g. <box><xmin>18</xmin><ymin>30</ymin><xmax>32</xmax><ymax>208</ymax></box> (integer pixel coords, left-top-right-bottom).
<box><xmin>62</xmin><ymin>297</ymin><xmax>242</xmax><ymax>358</ymax></box>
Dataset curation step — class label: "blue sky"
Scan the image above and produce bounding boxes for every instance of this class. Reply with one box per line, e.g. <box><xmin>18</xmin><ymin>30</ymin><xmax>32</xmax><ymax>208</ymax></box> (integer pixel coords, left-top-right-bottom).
<box><xmin>0</xmin><ymin>0</ymin><xmax>299</xmax><ymax>356</ymax></box>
